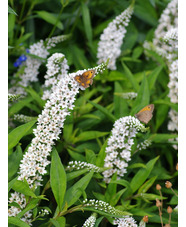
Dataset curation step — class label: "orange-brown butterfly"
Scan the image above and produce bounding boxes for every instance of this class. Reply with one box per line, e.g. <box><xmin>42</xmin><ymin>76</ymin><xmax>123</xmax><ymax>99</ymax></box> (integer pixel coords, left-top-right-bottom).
<box><xmin>135</xmin><ymin>104</ymin><xmax>154</xmax><ymax>124</ymax></box>
<box><xmin>74</xmin><ymin>70</ymin><xmax>95</xmax><ymax>88</ymax></box>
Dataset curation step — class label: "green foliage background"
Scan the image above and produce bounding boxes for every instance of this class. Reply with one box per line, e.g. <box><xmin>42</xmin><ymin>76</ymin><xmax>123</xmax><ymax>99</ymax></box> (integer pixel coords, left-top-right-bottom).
<box><xmin>8</xmin><ymin>0</ymin><xmax>178</xmax><ymax>226</ymax></box>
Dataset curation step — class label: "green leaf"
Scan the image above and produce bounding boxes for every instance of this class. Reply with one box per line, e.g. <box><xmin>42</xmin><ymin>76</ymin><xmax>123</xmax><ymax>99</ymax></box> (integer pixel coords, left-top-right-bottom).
<box><xmin>12</xmin><ymin>180</ymin><xmax>37</xmax><ymax>197</ymax></box>
<box><xmin>35</xmin><ymin>11</ymin><xmax>63</xmax><ymax>30</ymax></box>
<box><xmin>154</xmin><ymin>99</ymin><xmax>178</xmax><ymax>111</ymax></box>
<box><xmin>8</xmin><ymin>176</ymin><xmax>18</xmax><ymax>192</ymax></box>
<box><xmin>63</xmin><ymin>171</ymin><xmax>93</xmax><ymax>208</ymax></box>
<box><xmin>67</xmin><ymin>149</ymin><xmax>86</xmax><ymax>161</ymax></box>
<box><xmin>148</xmin><ymin>65</ymin><xmax>163</xmax><ymax>90</ymax></box>
<box><xmin>131</xmin><ymin>74</ymin><xmax>150</xmax><ymax>115</ymax></box>
<box><xmin>50</xmin><ymin>148</ymin><xmax>67</xmax><ymax>211</ymax></box>
<box><xmin>87</xmin><ymin>100</ymin><xmax>116</xmax><ymax>122</ymax></box>
<box><xmin>111</xmin><ymin>188</ymin><xmax>127</xmax><ymax>206</ymax></box>
<box><xmin>130</xmin><ymin>156</ymin><xmax>159</xmax><ymax>193</ymax></box>
<box><xmin>105</xmin><ymin>173</ymin><xmax>117</xmax><ymax>203</ymax></box>
<box><xmin>95</xmin><ymin>217</ymin><xmax>104</xmax><ymax>227</ymax></box>
<box><xmin>114</xmin><ymin>82</ymin><xmax>129</xmax><ymax>118</ymax></box>
<box><xmin>74</xmin><ymin>131</ymin><xmax>109</xmax><ymax>143</ymax></box>
<box><xmin>128</xmin><ymin>163</ymin><xmax>147</xmax><ymax>169</ymax></box>
<box><xmin>15</xmin><ymin>33</ymin><xmax>33</xmax><ymax>46</ymax></box>
<box><xmin>149</xmin><ymin>134</ymin><xmax>177</xmax><ymax>143</ymax></box>
<box><xmin>67</xmin><ymin>169</ymin><xmax>88</xmax><ymax>181</ymax></box>
<box><xmin>81</xmin><ymin>2</ymin><xmax>92</xmax><ymax>44</ymax></box>
<box><xmin>25</xmin><ymin>87</ymin><xmax>45</xmax><ymax>107</ymax></box>
<box><xmin>8</xmin><ymin>217</ymin><xmax>30</xmax><ymax>227</ymax></box>
<box><xmin>121</xmin><ymin>62</ymin><xmax>139</xmax><ymax>91</ymax></box>
<box><xmin>8</xmin><ymin>97</ymin><xmax>33</xmax><ymax>117</ymax></box>
<box><xmin>138</xmin><ymin>176</ymin><xmax>157</xmax><ymax>194</ymax></box>
<box><xmin>16</xmin><ymin>198</ymin><xmax>40</xmax><ymax>218</ymax></box>
<box><xmin>50</xmin><ymin>217</ymin><xmax>66</xmax><ymax>227</ymax></box>
<box><xmin>8</xmin><ymin>6</ymin><xmax>18</xmax><ymax>15</ymax></box>
<box><xmin>155</xmin><ymin>104</ymin><xmax>169</xmax><ymax>131</ymax></box>
<box><xmin>85</xmin><ymin>149</ymin><xmax>96</xmax><ymax>164</ymax></box>
<box><xmin>96</xmin><ymin>139</ymin><xmax>108</xmax><ymax>167</ymax></box>
<box><xmin>8</xmin><ymin>145</ymin><xmax>22</xmax><ymax>180</ymax></box>
<box><xmin>8</xmin><ymin>120</ymin><xmax>36</xmax><ymax>150</ymax></box>
<box><xmin>134</xmin><ymin>0</ymin><xmax>158</xmax><ymax>26</ymax></box>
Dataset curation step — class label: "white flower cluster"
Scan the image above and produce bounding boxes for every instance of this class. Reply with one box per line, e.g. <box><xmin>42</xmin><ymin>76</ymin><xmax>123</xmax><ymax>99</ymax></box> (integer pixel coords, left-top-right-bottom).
<box><xmin>8</xmin><ymin>192</ymin><xmax>32</xmax><ymax>225</ymax></box>
<box><xmin>8</xmin><ymin>62</ymin><xmax>108</xmax><ymax>222</ymax></box>
<box><xmin>66</xmin><ymin>161</ymin><xmax>101</xmax><ymax>173</ymax></box>
<box><xmin>143</xmin><ymin>0</ymin><xmax>178</xmax><ymax>58</ymax></box>
<box><xmin>137</xmin><ymin>139</ymin><xmax>152</xmax><ymax>151</ymax></box>
<box><xmin>42</xmin><ymin>53</ymin><xmax>69</xmax><ymax>100</ymax></box>
<box><xmin>8</xmin><ymin>93</ymin><xmax>21</xmax><ymax>102</ymax></box>
<box><xmin>38</xmin><ymin>209</ymin><xmax>49</xmax><ymax>216</ymax></box>
<box><xmin>168</xmin><ymin>109</ymin><xmax>178</xmax><ymax>132</ymax></box>
<box><xmin>120</xmin><ymin>92</ymin><xmax>137</xmax><ymax>100</ymax></box>
<box><xmin>167</xmin><ymin>60</ymin><xmax>178</xmax><ymax>103</ymax></box>
<box><xmin>103</xmin><ymin>116</ymin><xmax>146</xmax><ymax>183</ymax></box>
<box><xmin>143</xmin><ymin>0</ymin><xmax>178</xmax><ymax>149</ymax></box>
<box><xmin>82</xmin><ymin>213</ymin><xmax>97</xmax><ymax>227</ymax></box>
<box><xmin>82</xmin><ymin>199</ymin><xmax>124</xmax><ymax>216</ymax></box>
<box><xmin>97</xmin><ymin>5</ymin><xmax>133</xmax><ymax>70</ymax></box>
<box><xmin>9</xmin><ymin>35</ymin><xmax>70</xmax><ymax>96</ymax></box>
<box><xmin>113</xmin><ymin>216</ymin><xmax>138</xmax><ymax>227</ymax></box>
<box><xmin>13</xmin><ymin>114</ymin><xmax>36</xmax><ymax>123</ymax></box>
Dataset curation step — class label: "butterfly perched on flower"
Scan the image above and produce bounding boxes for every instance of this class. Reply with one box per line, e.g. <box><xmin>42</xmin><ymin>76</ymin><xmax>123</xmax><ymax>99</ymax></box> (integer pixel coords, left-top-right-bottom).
<box><xmin>135</xmin><ymin>104</ymin><xmax>154</xmax><ymax>124</ymax></box>
<box><xmin>74</xmin><ymin>70</ymin><xmax>95</xmax><ymax>88</ymax></box>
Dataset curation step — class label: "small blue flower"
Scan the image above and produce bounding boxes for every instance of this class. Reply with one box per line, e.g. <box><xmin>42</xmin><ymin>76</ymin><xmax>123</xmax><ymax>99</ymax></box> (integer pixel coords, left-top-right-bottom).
<box><xmin>13</xmin><ymin>59</ymin><xmax>22</xmax><ymax>67</ymax></box>
<box><xmin>19</xmin><ymin>55</ymin><xmax>27</xmax><ymax>61</ymax></box>
<box><xmin>26</xmin><ymin>49</ymin><xmax>29</xmax><ymax>53</ymax></box>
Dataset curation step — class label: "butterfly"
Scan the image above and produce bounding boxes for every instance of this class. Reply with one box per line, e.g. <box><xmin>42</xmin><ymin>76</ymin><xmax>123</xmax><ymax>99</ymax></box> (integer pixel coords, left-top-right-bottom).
<box><xmin>74</xmin><ymin>70</ymin><xmax>95</xmax><ymax>88</ymax></box>
<box><xmin>135</xmin><ymin>104</ymin><xmax>154</xmax><ymax>124</ymax></box>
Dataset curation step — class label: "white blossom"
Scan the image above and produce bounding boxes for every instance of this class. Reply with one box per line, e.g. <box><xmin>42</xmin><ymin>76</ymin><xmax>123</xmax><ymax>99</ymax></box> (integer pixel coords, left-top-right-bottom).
<box><xmin>103</xmin><ymin>116</ymin><xmax>147</xmax><ymax>183</ymax></box>
<box><xmin>82</xmin><ymin>213</ymin><xmax>97</xmax><ymax>227</ymax></box>
<box><xmin>42</xmin><ymin>53</ymin><xmax>69</xmax><ymax>100</ymax></box>
<box><xmin>97</xmin><ymin>5</ymin><xmax>133</xmax><ymax>70</ymax></box>
<box><xmin>113</xmin><ymin>216</ymin><xmax>138</xmax><ymax>227</ymax></box>
<box><xmin>8</xmin><ymin>62</ymin><xmax>108</xmax><ymax>223</ymax></box>
<box><xmin>9</xmin><ymin>35</ymin><xmax>70</xmax><ymax>96</ymax></box>
<box><xmin>66</xmin><ymin>161</ymin><xmax>101</xmax><ymax>173</ymax></box>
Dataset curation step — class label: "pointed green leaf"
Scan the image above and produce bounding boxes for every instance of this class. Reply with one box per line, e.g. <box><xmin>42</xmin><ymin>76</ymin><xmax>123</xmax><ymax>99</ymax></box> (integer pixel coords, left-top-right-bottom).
<box><xmin>148</xmin><ymin>65</ymin><xmax>163</xmax><ymax>90</ymax></box>
<box><xmin>87</xmin><ymin>100</ymin><xmax>116</xmax><ymax>122</ymax></box>
<box><xmin>35</xmin><ymin>11</ymin><xmax>63</xmax><ymax>30</ymax></box>
<box><xmin>81</xmin><ymin>2</ymin><xmax>92</xmax><ymax>44</ymax></box>
<box><xmin>12</xmin><ymin>180</ymin><xmax>37</xmax><ymax>198</ymax></box>
<box><xmin>130</xmin><ymin>156</ymin><xmax>159</xmax><ymax>193</ymax></box>
<box><xmin>138</xmin><ymin>176</ymin><xmax>157</xmax><ymax>194</ymax></box>
<box><xmin>64</xmin><ymin>171</ymin><xmax>93</xmax><ymax>208</ymax></box>
<box><xmin>8</xmin><ymin>217</ymin><xmax>30</xmax><ymax>227</ymax></box>
<box><xmin>121</xmin><ymin>62</ymin><xmax>139</xmax><ymax>91</ymax></box>
<box><xmin>131</xmin><ymin>74</ymin><xmax>150</xmax><ymax>115</ymax></box>
<box><xmin>8</xmin><ymin>176</ymin><xmax>18</xmax><ymax>192</ymax></box>
<box><xmin>8</xmin><ymin>120</ymin><xmax>36</xmax><ymax>150</ymax></box>
<box><xmin>50</xmin><ymin>148</ymin><xmax>67</xmax><ymax>211</ymax></box>
<box><xmin>8</xmin><ymin>145</ymin><xmax>22</xmax><ymax>180</ymax></box>
<box><xmin>96</xmin><ymin>139</ymin><xmax>108</xmax><ymax>167</ymax></box>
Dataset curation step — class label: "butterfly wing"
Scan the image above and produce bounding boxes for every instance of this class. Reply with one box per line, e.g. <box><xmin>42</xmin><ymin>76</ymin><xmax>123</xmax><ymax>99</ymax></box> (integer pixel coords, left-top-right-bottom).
<box><xmin>135</xmin><ymin>111</ymin><xmax>153</xmax><ymax>124</ymax></box>
<box><xmin>135</xmin><ymin>104</ymin><xmax>154</xmax><ymax>124</ymax></box>
<box><xmin>75</xmin><ymin>70</ymin><xmax>95</xmax><ymax>88</ymax></box>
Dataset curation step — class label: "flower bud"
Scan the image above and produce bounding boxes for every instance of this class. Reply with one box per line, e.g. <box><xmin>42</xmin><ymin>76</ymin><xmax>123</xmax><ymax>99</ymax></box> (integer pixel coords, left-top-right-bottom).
<box><xmin>167</xmin><ymin>206</ymin><xmax>173</xmax><ymax>214</ymax></box>
<box><xmin>156</xmin><ymin>184</ymin><xmax>161</xmax><ymax>190</ymax></box>
<box><xmin>143</xmin><ymin>215</ymin><xmax>148</xmax><ymax>223</ymax></box>
<box><xmin>165</xmin><ymin>181</ymin><xmax>172</xmax><ymax>188</ymax></box>
<box><xmin>176</xmin><ymin>163</ymin><xmax>178</xmax><ymax>171</ymax></box>
<box><xmin>156</xmin><ymin>199</ymin><xmax>162</xmax><ymax>207</ymax></box>
<box><xmin>164</xmin><ymin>224</ymin><xmax>171</xmax><ymax>227</ymax></box>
